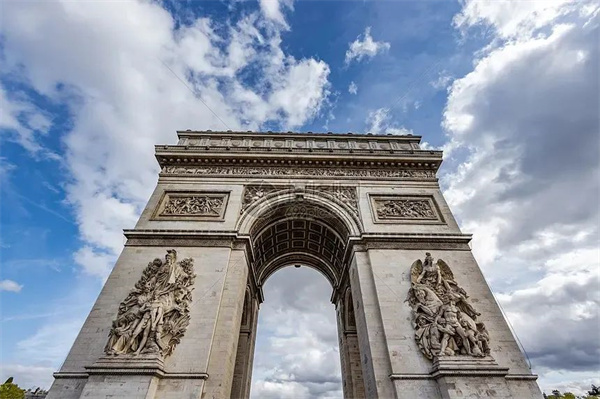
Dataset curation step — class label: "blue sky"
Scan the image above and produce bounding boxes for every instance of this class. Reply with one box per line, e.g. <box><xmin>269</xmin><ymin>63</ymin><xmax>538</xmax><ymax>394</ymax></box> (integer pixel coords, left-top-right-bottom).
<box><xmin>1</xmin><ymin>0</ymin><xmax>598</xmax><ymax>397</ymax></box>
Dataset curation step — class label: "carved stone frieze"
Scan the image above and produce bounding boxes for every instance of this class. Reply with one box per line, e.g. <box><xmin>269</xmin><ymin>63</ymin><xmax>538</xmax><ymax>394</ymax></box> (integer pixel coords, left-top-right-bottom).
<box><xmin>241</xmin><ymin>185</ymin><xmax>291</xmax><ymax>211</ymax></box>
<box><xmin>180</xmin><ymin>135</ymin><xmax>416</xmax><ymax>153</ymax></box>
<box><xmin>313</xmin><ymin>186</ymin><xmax>359</xmax><ymax>215</ymax></box>
<box><xmin>105</xmin><ymin>250</ymin><xmax>196</xmax><ymax>358</ymax></box>
<box><xmin>154</xmin><ymin>192</ymin><xmax>228</xmax><ymax>220</ymax></box>
<box><xmin>240</xmin><ymin>184</ymin><xmax>359</xmax><ymax>216</ymax></box>
<box><xmin>163</xmin><ymin>196</ymin><xmax>223</xmax><ymax>216</ymax></box>
<box><xmin>370</xmin><ymin>195</ymin><xmax>442</xmax><ymax>223</ymax></box>
<box><xmin>377</xmin><ymin>199</ymin><xmax>435</xmax><ymax>219</ymax></box>
<box><xmin>162</xmin><ymin>165</ymin><xmax>436</xmax><ymax>179</ymax></box>
<box><xmin>406</xmin><ymin>253</ymin><xmax>490</xmax><ymax>360</ymax></box>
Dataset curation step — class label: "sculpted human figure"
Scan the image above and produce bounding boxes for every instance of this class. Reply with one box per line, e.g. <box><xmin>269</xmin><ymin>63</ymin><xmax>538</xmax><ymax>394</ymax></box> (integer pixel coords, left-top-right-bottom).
<box><xmin>434</xmin><ymin>317</ymin><xmax>458</xmax><ymax>356</ymax></box>
<box><xmin>407</xmin><ymin>253</ymin><xmax>491</xmax><ymax>360</ymax></box>
<box><xmin>436</xmin><ymin>300</ymin><xmax>472</xmax><ymax>356</ymax></box>
<box><xmin>105</xmin><ymin>249</ymin><xmax>195</xmax><ymax>358</ymax></box>
<box><xmin>416</xmin><ymin>252</ymin><xmax>442</xmax><ymax>287</ymax></box>
<box><xmin>459</xmin><ymin>315</ymin><xmax>482</xmax><ymax>356</ymax></box>
<box><xmin>443</xmin><ymin>279</ymin><xmax>481</xmax><ymax>318</ymax></box>
<box><xmin>476</xmin><ymin>322</ymin><xmax>491</xmax><ymax>355</ymax></box>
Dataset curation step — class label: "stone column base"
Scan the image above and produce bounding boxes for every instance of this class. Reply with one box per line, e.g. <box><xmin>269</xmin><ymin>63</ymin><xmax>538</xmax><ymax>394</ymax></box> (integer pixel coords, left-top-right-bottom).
<box><xmin>432</xmin><ymin>356</ymin><xmax>515</xmax><ymax>399</ymax></box>
<box><xmin>86</xmin><ymin>355</ymin><xmax>166</xmax><ymax>377</ymax></box>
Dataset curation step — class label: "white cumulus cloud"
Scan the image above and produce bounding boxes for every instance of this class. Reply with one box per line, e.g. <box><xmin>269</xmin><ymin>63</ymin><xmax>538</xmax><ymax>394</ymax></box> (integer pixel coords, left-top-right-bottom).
<box><xmin>259</xmin><ymin>0</ymin><xmax>294</xmax><ymax>28</ymax></box>
<box><xmin>0</xmin><ymin>279</ymin><xmax>23</xmax><ymax>292</ymax></box>
<box><xmin>348</xmin><ymin>81</ymin><xmax>358</xmax><ymax>94</ymax></box>
<box><xmin>366</xmin><ymin>107</ymin><xmax>412</xmax><ymax>135</ymax></box>
<box><xmin>0</xmin><ymin>0</ymin><xmax>331</xmax><ymax>278</ymax></box>
<box><xmin>442</xmin><ymin>0</ymin><xmax>600</xmax><ymax>393</ymax></box>
<box><xmin>344</xmin><ymin>27</ymin><xmax>390</xmax><ymax>65</ymax></box>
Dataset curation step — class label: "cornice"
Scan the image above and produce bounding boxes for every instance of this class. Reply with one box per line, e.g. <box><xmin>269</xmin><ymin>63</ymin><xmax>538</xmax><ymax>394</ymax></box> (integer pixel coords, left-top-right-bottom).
<box><xmin>175</xmin><ymin>129</ymin><xmax>422</xmax><ymax>142</ymax></box>
<box><xmin>155</xmin><ymin>131</ymin><xmax>443</xmax><ymax>175</ymax></box>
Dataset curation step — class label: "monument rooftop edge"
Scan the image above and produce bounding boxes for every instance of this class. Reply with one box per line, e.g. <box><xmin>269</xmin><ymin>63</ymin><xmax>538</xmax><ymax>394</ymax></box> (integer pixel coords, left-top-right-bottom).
<box><xmin>176</xmin><ymin>129</ymin><xmax>422</xmax><ymax>141</ymax></box>
<box><xmin>156</xmin><ymin>130</ymin><xmax>442</xmax><ymax>173</ymax></box>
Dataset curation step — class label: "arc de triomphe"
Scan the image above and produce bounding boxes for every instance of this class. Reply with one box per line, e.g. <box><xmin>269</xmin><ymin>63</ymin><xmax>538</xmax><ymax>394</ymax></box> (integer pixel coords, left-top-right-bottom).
<box><xmin>47</xmin><ymin>131</ymin><xmax>542</xmax><ymax>399</ymax></box>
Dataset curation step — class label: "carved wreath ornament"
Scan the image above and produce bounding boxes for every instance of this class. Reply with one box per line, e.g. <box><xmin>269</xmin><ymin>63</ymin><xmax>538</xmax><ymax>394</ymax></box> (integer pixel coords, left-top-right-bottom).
<box><xmin>406</xmin><ymin>253</ymin><xmax>491</xmax><ymax>360</ymax></box>
<box><xmin>105</xmin><ymin>250</ymin><xmax>195</xmax><ymax>358</ymax></box>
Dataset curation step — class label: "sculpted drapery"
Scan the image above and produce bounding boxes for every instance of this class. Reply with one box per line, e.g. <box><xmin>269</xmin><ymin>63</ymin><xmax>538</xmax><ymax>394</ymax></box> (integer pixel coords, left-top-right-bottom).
<box><xmin>406</xmin><ymin>253</ymin><xmax>491</xmax><ymax>360</ymax></box>
<box><xmin>105</xmin><ymin>249</ymin><xmax>195</xmax><ymax>358</ymax></box>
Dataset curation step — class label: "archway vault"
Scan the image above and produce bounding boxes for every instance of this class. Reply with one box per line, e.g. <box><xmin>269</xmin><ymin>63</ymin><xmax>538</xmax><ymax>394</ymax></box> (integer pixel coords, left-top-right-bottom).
<box><xmin>240</xmin><ymin>189</ymin><xmax>362</xmax><ymax>300</ymax></box>
<box><xmin>233</xmin><ymin>192</ymin><xmax>364</xmax><ymax>399</ymax></box>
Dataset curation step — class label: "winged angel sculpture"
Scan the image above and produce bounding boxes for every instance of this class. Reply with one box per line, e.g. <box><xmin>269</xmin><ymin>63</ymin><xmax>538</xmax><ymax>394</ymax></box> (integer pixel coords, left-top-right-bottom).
<box><xmin>105</xmin><ymin>249</ymin><xmax>196</xmax><ymax>358</ymax></box>
<box><xmin>406</xmin><ymin>253</ymin><xmax>490</xmax><ymax>359</ymax></box>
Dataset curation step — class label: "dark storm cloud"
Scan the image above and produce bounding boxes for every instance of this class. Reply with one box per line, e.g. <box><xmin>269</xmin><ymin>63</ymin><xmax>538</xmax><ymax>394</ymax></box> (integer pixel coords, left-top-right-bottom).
<box><xmin>443</xmin><ymin>2</ymin><xmax>600</xmax><ymax>390</ymax></box>
<box><xmin>500</xmin><ymin>275</ymin><xmax>600</xmax><ymax>371</ymax></box>
<box><xmin>445</xmin><ymin>13</ymin><xmax>600</xmax><ymax>250</ymax></box>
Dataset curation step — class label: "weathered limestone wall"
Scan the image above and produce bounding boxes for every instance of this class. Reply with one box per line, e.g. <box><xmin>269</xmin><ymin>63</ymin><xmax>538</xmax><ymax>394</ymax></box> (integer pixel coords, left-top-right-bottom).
<box><xmin>349</xmin><ymin>251</ymin><xmax>396</xmax><ymax>398</ymax></box>
<box><xmin>201</xmin><ymin>249</ymin><xmax>249</xmax><ymax>399</ymax></box>
<box><xmin>47</xmin><ymin>130</ymin><xmax>541</xmax><ymax>399</ymax></box>
<box><xmin>231</xmin><ymin>294</ymin><xmax>259</xmax><ymax>399</ymax></box>
<box><xmin>47</xmin><ymin>244</ymin><xmax>240</xmax><ymax>399</ymax></box>
<box><xmin>356</xmin><ymin>183</ymin><xmax>461</xmax><ymax>234</ymax></box>
<box><xmin>363</xmin><ymin>248</ymin><xmax>541</xmax><ymax>398</ymax></box>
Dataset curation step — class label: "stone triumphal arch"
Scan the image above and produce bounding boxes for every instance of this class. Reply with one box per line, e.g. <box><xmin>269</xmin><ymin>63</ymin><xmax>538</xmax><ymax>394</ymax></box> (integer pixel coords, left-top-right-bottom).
<box><xmin>48</xmin><ymin>131</ymin><xmax>542</xmax><ymax>399</ymax></box>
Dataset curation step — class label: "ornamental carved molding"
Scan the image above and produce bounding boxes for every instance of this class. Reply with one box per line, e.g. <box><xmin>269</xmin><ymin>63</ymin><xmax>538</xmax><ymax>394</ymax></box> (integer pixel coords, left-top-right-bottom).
<box><xmin>240</xmin><ymin>184</ymin><xmax>359</xmax><ymax>216</ymax></box>
<box><xmin>105</xmin><ymin>250</ymin><xmax>196</xmax><ymax>358</ymax></box>
<box><xmin>406</xmin><ymin>253</ymin><xmax>490</xmax><ymax>360</ymax></box>
<box><xmin>370</xmin><ymin>195</ymin><xmax>442</xmax><ymax>223</ymax></box>
<box><xmin>162</xmin><ymin>165</ymin><xmax>436</xmax><ymax>180</ymax></box>
<box><xmin>241</xmin><ymin>185</ymin><xmax>292</xmax><ymax>211</ymax></box>
<box><xmin>180</xmin><ymin>135</ymin><xmax>417</xmax><ymax>152</ymax></box>
<box><xmin>313</xmin><ymin>185</ymin><xmax>359</xmax><ymax>216</ymax></box>
<box><xmin>154</xmin><ymin>192</ymin><xmax>228</xmax><ymax>220</ymax></box>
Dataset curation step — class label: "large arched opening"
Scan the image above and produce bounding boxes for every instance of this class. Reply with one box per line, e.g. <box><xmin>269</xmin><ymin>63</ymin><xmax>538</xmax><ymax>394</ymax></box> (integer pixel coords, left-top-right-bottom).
<box><xmin>249</xmin><ymin>266</ymin><xmax>342</xmax><ymax>398</ymax></box>
<box><xmin>231</xmin><ymin>190</ymin><xmax>365</xmax><ymax>399</ymax></box>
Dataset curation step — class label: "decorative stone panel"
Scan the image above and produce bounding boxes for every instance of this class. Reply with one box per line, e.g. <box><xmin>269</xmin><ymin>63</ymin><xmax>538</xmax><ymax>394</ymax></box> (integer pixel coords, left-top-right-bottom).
<box><xmin>240</xmin><ymin>184</ymin><xmax>359</xmax><ymax>216</ymax></box>
<box><xmin>241</xmin><ymin>185</ymin><xmax>292</xmax><ymax>212</ymax></box>
<box><xmin>105</xmin><ymin>249</ymin><xmax>196</xmax><ymax>358</ymax></box>
<box><xmin>162</xmin><ymin>165</ymin><xmax>436</xmax><ymax>180</ymax></box>
<box><xmin>182</xmin><ymin>135</ymin><xmax>416</xmax><ymax>153</ymax></box>
<box><xmin>153</xmin><ymin>191</ymin><xmax>228</xmax><ymax>220</ymax></box>
<box><xmin>369</xmin><ymin>195</ymin><xmax>443</xmax><ymax>223</ymax></box>
<box><xmin>406</xmin><ymin>253</ymin><xmax>491</xmax><ymax>360</ymax></box>
<box><xmin>313</xmin><ymin>185</ymin><xmax>359</xmax><ymax>216</ymax></box>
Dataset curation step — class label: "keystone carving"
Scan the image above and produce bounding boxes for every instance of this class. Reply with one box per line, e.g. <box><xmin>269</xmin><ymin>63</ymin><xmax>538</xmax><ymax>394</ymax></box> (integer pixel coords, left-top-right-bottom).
<box><xmin>105</xmin><ymin>250</ymin><xmax>195</xmax><ymax>358</ymax></box>
<box><xmin>406</xmin><ymin>253</ymin><xmax>490</xmax><ymax>360</ymax></box>
<box><xmin>376</xmin><ymin>198</ymin><xmax>436</xmax><ymax>219</ymax></box>
<box><xmin>161</xmin><ymin>194</ymin><xmax>224</xmax><ymax>216</ymax></box>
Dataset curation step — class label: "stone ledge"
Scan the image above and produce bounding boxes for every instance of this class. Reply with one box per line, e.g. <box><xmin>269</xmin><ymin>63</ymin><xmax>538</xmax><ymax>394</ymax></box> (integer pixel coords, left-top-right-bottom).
<box><xmin>53</xmin><ymin>372</ymin><xmax>88</xmax><ymax>379</ymax></box>
<box><xmin>390</xmin><ymin>373</ymin><xmax>433</xmax><ymax>380</ymax></box>
<box><xmin>430</xmin><ymin>356</ymin><xmax>509</xmax><ymax>379</ymax></box>
<box><xmin>82</xmin><ymin>356</ymin><xmax>209</xmax><ymax>380</ymax></box>
<box><xmin>505</xmin><ymin>374</ymin><xmax>539</xmax><ymax>381</ymax></box>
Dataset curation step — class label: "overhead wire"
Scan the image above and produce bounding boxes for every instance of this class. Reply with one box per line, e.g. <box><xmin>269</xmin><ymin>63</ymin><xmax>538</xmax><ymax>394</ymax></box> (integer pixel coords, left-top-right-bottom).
<box><xmin>158</xmin><ymin>58</ymin><xmax>231</xmax><ymax>131</ymax></box>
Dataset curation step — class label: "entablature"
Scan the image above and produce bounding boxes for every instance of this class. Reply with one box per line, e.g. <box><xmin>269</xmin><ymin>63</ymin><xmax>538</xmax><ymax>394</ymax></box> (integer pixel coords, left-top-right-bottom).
<box><xmin>155</xmin><ymin>131</ymin><xmax>442</xmax><ymax>179</ymax></box>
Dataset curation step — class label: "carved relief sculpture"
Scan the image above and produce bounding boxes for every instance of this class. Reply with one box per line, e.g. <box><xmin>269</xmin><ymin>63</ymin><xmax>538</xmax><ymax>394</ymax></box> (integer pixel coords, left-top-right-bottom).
<box><xmin>162</xmin><ymin>165</ymin><xmax>436</xmax><ymax>179</ymax></box>
<box><xmin>406</xmin><ymin>253</ymin><xmax>490</xmax><ymax>360</ymax></box>
<box><xmin>314</xmin><ymin>186</ymin><xmax>359</xmax><ymax>215</ymax></box>
<box><xmin>105</xmin><ymin>249</ymin><xmax>195</xmax><ymax>358</ymax></box>
<box><xmin>161</xmin><ymin>195</ymin><xmax>224</xmax><ymax>216</ymax></box>
<box><xmin>241</xmin><ymin>184</ymin><xmax>359</xmax><ymax>215</ymax></box>
<box><xmin>376</xmin><ymin>198</ymin><xmax>436</xmax><ymax>219</ymax></box>
<box><xmin>241</xmin><ymin>185</ymin><xmax>290</xmax><ymax>211</ymax></box>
